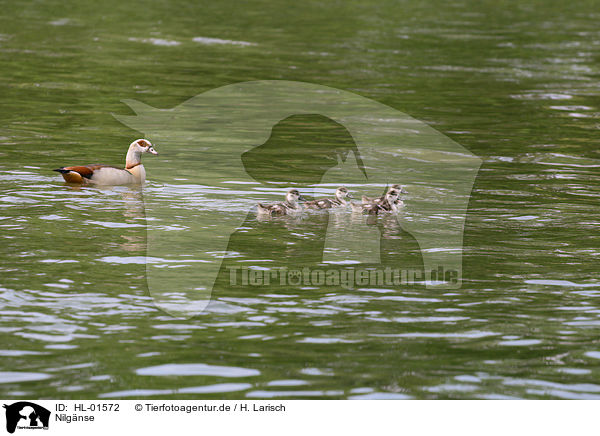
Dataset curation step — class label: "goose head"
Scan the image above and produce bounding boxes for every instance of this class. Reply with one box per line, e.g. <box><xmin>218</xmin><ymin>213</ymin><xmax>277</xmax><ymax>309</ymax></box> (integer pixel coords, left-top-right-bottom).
<box><xmin>131</xmin><ymin>139</ymin><xmax>158</xmax><ymax>155</ymax></box>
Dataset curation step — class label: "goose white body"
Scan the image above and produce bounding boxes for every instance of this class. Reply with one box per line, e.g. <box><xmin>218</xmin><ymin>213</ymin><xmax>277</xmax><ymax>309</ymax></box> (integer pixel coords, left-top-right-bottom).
<box><xmin>89</xmin><ymin>166</ymin><xmax>142</xmax><ymax>184</ymax></box>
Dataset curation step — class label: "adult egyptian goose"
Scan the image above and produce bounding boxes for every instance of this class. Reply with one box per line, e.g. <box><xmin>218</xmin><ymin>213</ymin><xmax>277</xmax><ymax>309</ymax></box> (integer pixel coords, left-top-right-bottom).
<box><xmin>53</xmin><ymin>139</ymin><xmax>158</xmax><ymax>185</ymax></box>
<box><xmin>257</xmin><ymin>189</ymin><xmax>304</xmax><ymax>216</ymax></box>
<box><xmin>305</xmin><ymin>187</ymin><xmax>353</xmax><ymax>209</ymax></box>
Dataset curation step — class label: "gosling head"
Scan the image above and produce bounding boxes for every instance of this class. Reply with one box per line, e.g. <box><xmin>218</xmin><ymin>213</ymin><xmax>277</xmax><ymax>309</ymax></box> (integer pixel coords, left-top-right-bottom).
<box><xmin>131</xmin><ymin>139</ymin><xmax>158</xmax><ymax>155</ymax></box>
<box><xmin>389</xmin><ymin>184</ymin><xmax>407</xmax><ymax>194</ymax></box>
<box><xmin>335</xmin><ymin>186</ymin><xmax>353</xmax><ymax>201</ymax></box>
<box><xmin>385</xmin><ymin>188</ymin><xmax>400</xmax><ymax>203</ymax></box>
<box><xmin>286</xmin><ymin>189</ymin><xmax>304</xmax><ymax>205</ymax></box>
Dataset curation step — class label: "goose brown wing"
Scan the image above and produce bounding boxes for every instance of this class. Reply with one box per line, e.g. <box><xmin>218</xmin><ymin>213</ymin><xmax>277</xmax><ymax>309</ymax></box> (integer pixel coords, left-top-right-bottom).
<box><xmin>61</xmin><ymin>164</ymin><xmax>119</xmax><ymax>179</ymax></box>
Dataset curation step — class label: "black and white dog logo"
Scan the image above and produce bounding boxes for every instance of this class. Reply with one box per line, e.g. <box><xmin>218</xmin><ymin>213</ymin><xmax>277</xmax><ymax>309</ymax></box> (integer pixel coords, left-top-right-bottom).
<box><xmin>3</xmin><ymin>402</ymin><xmax>50</xmax><ymax>434</ymax></box>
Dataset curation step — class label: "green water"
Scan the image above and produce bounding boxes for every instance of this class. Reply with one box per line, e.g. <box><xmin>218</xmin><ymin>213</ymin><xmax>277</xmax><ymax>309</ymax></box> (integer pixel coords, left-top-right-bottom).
<box><xmin>1</xmin><ymin>0</ymin><xmax>600</xmax><ymax>399</ymax></box>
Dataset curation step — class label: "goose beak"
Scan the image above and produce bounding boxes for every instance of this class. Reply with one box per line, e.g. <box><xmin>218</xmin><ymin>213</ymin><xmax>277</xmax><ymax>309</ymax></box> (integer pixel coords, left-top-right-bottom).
<box><xmin>149</xmin><ymin>147</ymin><xmax>158</xmax><ymax>155</ymax></box>
<box><xmin>346</xmin><ymin>193</ymin><xmax>353</xmax><ymax>199</ymax></box>
<box><xmin>299</xmin><ymin>195</ymin><xmax>306</xmax><ymax>201</ymax></box>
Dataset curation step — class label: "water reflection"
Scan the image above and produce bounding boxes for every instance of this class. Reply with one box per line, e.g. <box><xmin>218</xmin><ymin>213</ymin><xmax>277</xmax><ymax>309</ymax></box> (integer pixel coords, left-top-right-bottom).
<box><xmin>2</xmin><ymin>0</ymin><xmax>600</xmax><ymax>399</ymax></box>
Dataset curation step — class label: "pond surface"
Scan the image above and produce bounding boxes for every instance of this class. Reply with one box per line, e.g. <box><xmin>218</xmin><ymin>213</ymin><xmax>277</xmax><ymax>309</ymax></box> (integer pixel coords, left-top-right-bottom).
<box><xmin>1</xmin><ymin>0</ymin><xmax>600</xmax><ymax>399</ymax></box>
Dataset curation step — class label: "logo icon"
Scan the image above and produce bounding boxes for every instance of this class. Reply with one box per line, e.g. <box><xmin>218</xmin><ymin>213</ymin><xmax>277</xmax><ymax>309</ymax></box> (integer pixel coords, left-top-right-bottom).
<box><xmin>3</xmin><ymin>402</ymin><xmax>50</xmax><ymax>434</ymax></box>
